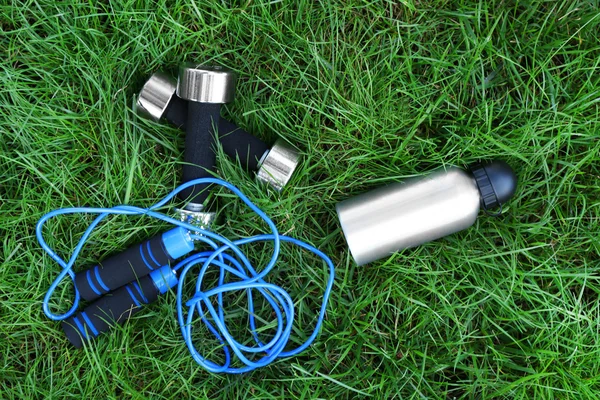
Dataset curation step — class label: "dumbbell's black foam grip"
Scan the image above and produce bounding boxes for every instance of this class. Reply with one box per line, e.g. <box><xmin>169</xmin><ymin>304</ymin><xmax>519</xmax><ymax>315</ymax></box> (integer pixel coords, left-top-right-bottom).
<box><xmin>180</xmin><ymin>101</ymin><xmax>220</xmax><ymax>205</ymax></box>
<box><xmin>164</xmin><ymin>95</ymin><xmax>187</xmax><ymax>128</ymax></box>
<box><xmin>74</xmin><ymin>234</ymin><xmax>172</xmax><ymax>302</ymax></box>
<box><xmin>164</xmin><ymin>97</ymin><xmax>269</xmax><ymax>171</ymax></box>
<box><xmin>218</xmin><ymin>119</ymin><xmax>270</xmax><ymax>171</ymax></box>
<box><xmin>62</xmin><ymin>275</ymin><xmax>160</xmax><ymax>348</ymax></box>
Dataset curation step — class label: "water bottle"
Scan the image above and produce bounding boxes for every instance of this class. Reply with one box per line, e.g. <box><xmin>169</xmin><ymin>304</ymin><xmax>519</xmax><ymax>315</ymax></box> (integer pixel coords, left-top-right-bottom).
<box><xmin>336</xmin><ymin>160</ymin><xmax>517</xmax><ymax>265</ymax></box>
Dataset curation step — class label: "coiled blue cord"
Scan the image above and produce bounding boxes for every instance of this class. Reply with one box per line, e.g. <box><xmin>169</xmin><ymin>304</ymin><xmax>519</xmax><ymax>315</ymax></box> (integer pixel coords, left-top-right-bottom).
<box><xmin>37</xmin><ymin>178</ymin><xmax>335</xmax><ymax>373</ymax></box>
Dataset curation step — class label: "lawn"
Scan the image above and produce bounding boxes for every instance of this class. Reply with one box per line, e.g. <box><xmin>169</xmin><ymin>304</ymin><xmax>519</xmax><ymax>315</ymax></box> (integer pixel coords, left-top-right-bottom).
<box><xmin>2</xmin><ymin>0</ymin><xmax>600</xmax><ymax>398</ymax></box>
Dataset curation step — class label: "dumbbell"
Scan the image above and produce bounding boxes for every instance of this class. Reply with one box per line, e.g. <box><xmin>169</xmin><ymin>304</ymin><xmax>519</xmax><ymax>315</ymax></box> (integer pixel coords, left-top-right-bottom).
<box><xmin>176</xmin><ymin>64</ymin><xmax>236</xmax><ymax>209</ymax></box>
<box><xmin>63</xmin><ymin>266</ymin><xmax>178</xmax><ymax>348</ymax></box>
<box><xmin>136</xmin><ymin>71</ymin><xmax>299</xmax><ymax>192</ymax></box>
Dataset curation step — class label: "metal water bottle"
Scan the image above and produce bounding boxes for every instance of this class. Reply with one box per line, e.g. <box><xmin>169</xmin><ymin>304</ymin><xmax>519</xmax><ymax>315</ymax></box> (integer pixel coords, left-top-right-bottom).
<box><xmin>336</xmin><ymin>160</ymin><xmax>517</xmax><ymax>266</ymax></box>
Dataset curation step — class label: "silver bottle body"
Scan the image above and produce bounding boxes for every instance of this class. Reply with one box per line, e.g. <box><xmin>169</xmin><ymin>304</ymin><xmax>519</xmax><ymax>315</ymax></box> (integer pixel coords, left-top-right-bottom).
<box><xmin>336</xmin><ymin>167</ymin><xmax>481</xmax><ymax>266</ymax></box>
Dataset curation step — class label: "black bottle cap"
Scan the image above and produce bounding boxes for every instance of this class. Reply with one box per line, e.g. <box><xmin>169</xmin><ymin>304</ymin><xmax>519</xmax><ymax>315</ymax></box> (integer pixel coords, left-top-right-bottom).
<box><xmin>470</xmin><ymin>160</ymin><xmax>517</xmax><ymax>213</ymax></box>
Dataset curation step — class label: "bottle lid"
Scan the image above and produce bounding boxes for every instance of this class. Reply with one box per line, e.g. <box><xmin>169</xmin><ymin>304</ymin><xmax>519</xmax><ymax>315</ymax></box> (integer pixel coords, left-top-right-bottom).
<box><xmin>470</xmin><ymin>160</ymin><xmax>517</xmax><ymax>213</ymax></box>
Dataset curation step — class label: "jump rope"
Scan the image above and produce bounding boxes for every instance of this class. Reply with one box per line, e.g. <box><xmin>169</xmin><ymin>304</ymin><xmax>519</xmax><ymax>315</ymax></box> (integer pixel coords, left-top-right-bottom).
<box><xmin>37</xmin><ymin>177</ymin><xmax>335</xmax><ymax>373</ymax></box>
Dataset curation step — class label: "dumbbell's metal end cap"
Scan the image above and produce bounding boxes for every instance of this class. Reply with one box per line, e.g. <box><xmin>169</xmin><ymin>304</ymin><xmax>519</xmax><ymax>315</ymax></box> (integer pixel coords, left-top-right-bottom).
<box><xmin>135</xmin><ymin>71</ymin><xmax>177</xmax><ymax>122</ymax></box>
<box><xmin>256</xmin><ymin>138</ymin><xmax>300</xmax><ymax>192</ymax></box>
<box><xmin>177</xmin><ymin>205</ymin><xmax>218</xmax><ymax>231</ymax></box>
<box><xmin>176</xmin><ymin>64</ymin><xmax>237</xmax><ymax>103</ymax></box>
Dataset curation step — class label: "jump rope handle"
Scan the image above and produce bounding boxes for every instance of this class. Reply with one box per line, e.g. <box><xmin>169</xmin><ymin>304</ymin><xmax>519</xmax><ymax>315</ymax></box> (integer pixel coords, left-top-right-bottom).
<box><xmin>63</xmin><ymin>266</ymin><xmax>178</xmax><ymax>348</ymax></box>
<box><xmin>73</xmin><ymin>227</ymin><xmax>194</xmax><ymax>302</ymax></box>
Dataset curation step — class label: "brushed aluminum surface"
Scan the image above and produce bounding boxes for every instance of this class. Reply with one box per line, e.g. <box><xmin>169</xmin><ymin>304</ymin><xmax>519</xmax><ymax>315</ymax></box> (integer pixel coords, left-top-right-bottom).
<box><xmin>177</xmin><ymin>64</ymin><xmax>237</xmax><ymax>104</ymax></box>
<box><xmin>136</xmin><ymin>71</ymin><xmax>177</xmax><ymax>121</ymax></box>
<box><xmin>336</xmin><ymin>167</ymin><xmax>481</xmax><ymax>266</ymax></box>
<box><xmin>256</xmin><ymin>138</ymin><xmax>300</xmax><ymax>191</ymax></box>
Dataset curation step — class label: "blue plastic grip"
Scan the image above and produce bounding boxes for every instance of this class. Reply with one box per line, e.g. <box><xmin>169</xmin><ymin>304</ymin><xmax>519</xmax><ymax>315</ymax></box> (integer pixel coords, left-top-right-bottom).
<box><xmin>150</xmin><ymin>266</ymin><xmax>179</xmax><ymax>294</ymax></box>
<box><xmin>162</xmin><ymin>227</ymin><xmax>195</xmax><ymax>259</ymax></box>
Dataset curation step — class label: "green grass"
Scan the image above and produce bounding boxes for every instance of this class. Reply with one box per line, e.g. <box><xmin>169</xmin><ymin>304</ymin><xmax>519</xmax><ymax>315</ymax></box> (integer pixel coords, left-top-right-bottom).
<box><xmin>2</xmin><ymin>0</ymin><xmax>600</xmax><ymax>398</ymax></box>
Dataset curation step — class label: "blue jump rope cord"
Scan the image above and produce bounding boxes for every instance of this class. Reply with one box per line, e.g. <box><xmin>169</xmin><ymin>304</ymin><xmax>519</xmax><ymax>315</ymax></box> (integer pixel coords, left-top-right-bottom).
<box><xmin>36</xmin><ymin>177</ymin><xmax>335</xmax><ymax>373</ymax></box>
